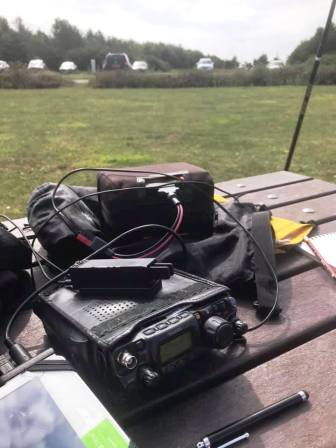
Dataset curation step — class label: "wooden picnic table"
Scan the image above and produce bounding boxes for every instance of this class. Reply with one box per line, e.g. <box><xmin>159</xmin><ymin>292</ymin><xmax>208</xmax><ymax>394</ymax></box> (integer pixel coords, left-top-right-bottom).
<box><xmin>127</xmin><ymin>171</ymin><xmax>336</xmax><ymax>447</ymax></box>
<box><xmin>1</xmin><ymin>170</ymin><xmax>336</xmax><ymax>447</ymax></box>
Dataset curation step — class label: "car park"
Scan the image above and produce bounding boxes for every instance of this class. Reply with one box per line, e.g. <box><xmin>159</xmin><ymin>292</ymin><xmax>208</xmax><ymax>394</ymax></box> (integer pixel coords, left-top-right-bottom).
<box><xmin>132</xmin><ymin>60</ymin><xmax>148</xmax><ymax>71</ymax></box>
<box><xmin>196</xmin><ymin>58</ymin><xmax>214</xmax><ymax>70</ymax></box>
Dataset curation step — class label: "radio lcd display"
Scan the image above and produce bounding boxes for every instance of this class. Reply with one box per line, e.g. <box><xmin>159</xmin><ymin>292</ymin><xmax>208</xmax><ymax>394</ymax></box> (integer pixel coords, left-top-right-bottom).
<box><xmin>159</xmin><ymin>331</ymin><xmax>193</xmax><ymax>365</ymax></box>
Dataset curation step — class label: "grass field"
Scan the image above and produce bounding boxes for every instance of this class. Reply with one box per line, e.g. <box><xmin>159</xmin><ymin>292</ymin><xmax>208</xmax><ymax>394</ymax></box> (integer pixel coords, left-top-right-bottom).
<box><xmin>0</xmin><ymin>86</ymin><xmax>336</xmax><ymax>217</ymax></box>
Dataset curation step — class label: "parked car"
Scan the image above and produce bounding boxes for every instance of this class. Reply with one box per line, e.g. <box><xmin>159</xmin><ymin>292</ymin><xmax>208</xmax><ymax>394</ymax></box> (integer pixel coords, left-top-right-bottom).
<box><xmin>196</xmin><ymin>58</ymin><xmax>214</xmax><ymax>71</ymax></box>
<box><xmin>0</xmin><ymin>60</ymin><xmax>9</xmax><ymax>71</ymax></box>
<box><xmin>267</xmin><ymin>58</ymin><xmax>284</xmax><ymax>70</ymax></box>
<box><xmin>59</xmin><ymin>61</ymin><xmax>77</xmax><ymax>72</ymax></box>
<box><xmin>27</xmin><ymin>59</ymin><xmax>46</xmax><ymax>70</ymax></box>
<box><xmin>132</xmin><ymin>60</ymin><xmax>148</xmax><ymax>71</ymax></box>
<box><xmin>102</xmin><ymin>53</ymin><xmax>132</xmax><ymax>70</ymax></box>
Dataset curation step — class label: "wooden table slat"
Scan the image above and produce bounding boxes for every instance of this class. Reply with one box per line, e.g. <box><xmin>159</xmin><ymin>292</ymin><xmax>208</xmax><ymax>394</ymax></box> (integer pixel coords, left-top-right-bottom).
<box><xmin>216</xmin><ymin>171</ymin><xmax>311</xmax><ymax>196</ymax></box>
<box><xmin>239</xmin><ymin>179</ymin><xmax>336</xmax><ymax>210</ymax></box>
<box><xmin>272</xmin><ymin>194</ymin><xmax>336</xmax><ymax>224</ymax></box>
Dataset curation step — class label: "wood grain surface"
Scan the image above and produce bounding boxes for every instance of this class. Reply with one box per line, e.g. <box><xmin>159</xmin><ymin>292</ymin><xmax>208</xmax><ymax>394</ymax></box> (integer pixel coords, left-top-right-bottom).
<box><xmin>216</xmin><ymin>171</ymin><xmax>311</xmax><ymax>196</ymax></box>
<box><xmin>239</xmin><ymin>179</ymin><xmax>336</xmax><ymax>209</ymax></box>
<box><xmin>271</xmin><ymin>194</ymin><xmax>336</xmax><ymax>224</ymax></box>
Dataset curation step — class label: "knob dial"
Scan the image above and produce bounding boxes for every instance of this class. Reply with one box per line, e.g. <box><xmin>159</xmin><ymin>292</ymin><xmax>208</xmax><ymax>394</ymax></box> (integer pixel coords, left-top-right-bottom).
<box><xmin>204</xmin><ymin>316</ymin><xmax>233</xmax><ymax>349</ymax></box>
<box><xmin>138</xmin><ymin>366</ymin><xmax>160</xmax><ymax>388</ymax></box>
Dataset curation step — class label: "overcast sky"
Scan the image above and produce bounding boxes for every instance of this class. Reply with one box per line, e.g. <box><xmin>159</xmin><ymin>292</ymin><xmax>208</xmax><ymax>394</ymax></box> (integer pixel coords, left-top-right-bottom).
<box><xmin>1</xmin><ymin>0</ymin><xmax>334</xmax><ymax>61</ymax></box>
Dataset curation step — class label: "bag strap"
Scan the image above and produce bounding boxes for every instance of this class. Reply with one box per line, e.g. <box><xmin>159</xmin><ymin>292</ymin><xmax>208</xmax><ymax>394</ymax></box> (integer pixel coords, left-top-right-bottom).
<box><xmin>251</xmin><ymin>210</ymin><xmax>281</xmax><ymax>316</ymax></box>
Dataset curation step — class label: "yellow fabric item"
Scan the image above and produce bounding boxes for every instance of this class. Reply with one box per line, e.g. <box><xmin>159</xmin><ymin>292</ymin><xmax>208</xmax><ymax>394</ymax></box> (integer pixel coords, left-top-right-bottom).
<box><xmin>214</xmin><ymin>194</ymin><xmax>229</xmax><ymax>204</ymax></box>
<box><xmin>271</xmin><ymin>216</ymin><xmax>314</xmax><ymax>247</ymax></box>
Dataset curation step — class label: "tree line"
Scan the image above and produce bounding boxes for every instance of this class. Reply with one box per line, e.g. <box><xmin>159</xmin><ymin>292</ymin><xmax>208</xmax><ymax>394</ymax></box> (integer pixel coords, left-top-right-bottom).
<box><xmin>288</xmin><ymin>23</ymin><xmax>336</xmax><ymax>64</ymax></box>
<box><xmin>0</xmin><ymin>17</ymin><xmax>240</xmax><ymax>71</ymax></box>
<box><xmin>3</xmin><ymin>15</ymin><xmax>333</xmax><ymax>72</ymax></box>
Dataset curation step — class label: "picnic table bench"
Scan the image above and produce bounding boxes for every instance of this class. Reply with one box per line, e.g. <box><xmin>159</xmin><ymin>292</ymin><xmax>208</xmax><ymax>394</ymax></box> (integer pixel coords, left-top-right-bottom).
<box><xmin>1</xmin><ymin>170</ymin><xmax>336</xmax><ymax>448</ymax></box>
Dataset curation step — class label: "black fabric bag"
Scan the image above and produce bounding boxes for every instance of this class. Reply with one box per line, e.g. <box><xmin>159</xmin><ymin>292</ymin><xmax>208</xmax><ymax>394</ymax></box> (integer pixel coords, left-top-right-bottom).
<box><xmin>27</xmin><ymin>184</ymin><xmax>279</xmax><ymax>315</ymax></box>
<box><xmin>27</xmin><ymin>183</ymin><xmax>102</xmax><ymax>265</ymax></box>
<box><xmin>158</xmin><ymin>201</ymin><xmax>279</xmax><ymax>315</ymax></box>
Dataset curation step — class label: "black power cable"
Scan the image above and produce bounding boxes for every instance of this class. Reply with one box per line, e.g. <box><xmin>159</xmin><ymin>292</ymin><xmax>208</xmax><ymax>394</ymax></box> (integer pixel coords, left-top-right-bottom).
<box><xmin>113</xmin><ymin>203</ymin><xmax>184</xmax><ymax>258</ymax></box>
<box><xmin>111</xmin><ymin>204</ymin><xmax>180</xmax><ymax>258</ymax></box>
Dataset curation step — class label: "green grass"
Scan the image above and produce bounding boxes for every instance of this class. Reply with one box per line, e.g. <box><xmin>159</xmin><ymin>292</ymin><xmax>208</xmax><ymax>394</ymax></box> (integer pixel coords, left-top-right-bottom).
<box><xmin>0</xmin><ymin>86</ymin><xmax>336</xmax><ymax>217</ymax></box>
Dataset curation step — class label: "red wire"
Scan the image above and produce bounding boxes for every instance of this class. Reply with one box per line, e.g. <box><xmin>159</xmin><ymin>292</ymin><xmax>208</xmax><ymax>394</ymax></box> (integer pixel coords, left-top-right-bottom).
<box><xmin>139</xmin><ymin>203</ymin><xmax>184</xmax><ymax>258</ymax></box>
<box><xmin>111</xmin><ymin>203</ymin><xmax>184</xmax><ymax>259</ymax></box>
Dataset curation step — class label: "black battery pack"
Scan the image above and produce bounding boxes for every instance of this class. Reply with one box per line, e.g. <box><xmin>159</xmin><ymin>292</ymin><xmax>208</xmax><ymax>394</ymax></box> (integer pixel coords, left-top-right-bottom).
<box><xmin>97</xmin><ymin>162</ymin><xmax>215</xmax><ymax>239</ymax></box>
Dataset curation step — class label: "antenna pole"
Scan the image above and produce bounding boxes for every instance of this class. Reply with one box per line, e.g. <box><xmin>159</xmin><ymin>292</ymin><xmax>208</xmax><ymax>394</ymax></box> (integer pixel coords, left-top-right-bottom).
<box><xmin>284</xmin><ymin>0</ymin><xmax>336</xmax><ymax>171</ymax></box>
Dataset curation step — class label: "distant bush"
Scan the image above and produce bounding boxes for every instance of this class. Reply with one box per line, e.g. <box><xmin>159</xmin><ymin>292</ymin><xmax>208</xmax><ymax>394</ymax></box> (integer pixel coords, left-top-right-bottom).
<box><xmin>91</xmin><ymin>64</ymin><xmax>336</xmax><ymax>88</ymax></box>
<box><xmin>0</xmin><ymin>66</ymin><xmax>62</xmax><ymax>89</ymax></box>
<box><xmin>316</xmin><ymin>65</ymin><xmax>336</xmax><ymax>85</ymax></box>
<box><xmin>91</xmin><ymin>68</ymin><xmax>278</xmax><ymax>88</ymax></box>
<box><xmin>91</xmin><ymin>70</ymin><xmax>241</xmax><ymax>88</ymax></box>
<box><xmin>91</xmin><ymin>70</ymin><xmax>215</xmax><ymax>88</ymax></box>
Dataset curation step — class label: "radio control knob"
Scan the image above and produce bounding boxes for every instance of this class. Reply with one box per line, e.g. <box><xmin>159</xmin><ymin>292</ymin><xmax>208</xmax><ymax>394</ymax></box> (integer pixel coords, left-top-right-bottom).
<box><xmin>204</xmin><ymin>316</ymin><xmax>233</xmax><ymax>349</ymax></box>
<box><xmin>234</xmin><ymin>319</ymin><xmax>248</xmax><ymax>335</ymax></box>
<box><xmin>138</xmin><ymin>366</ymin><xmax>160</xmax><ymax>388</ymax></box>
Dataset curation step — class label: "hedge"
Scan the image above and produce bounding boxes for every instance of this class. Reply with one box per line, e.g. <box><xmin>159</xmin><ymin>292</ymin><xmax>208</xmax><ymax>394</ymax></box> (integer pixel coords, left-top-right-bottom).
<box><xmin>0</xmin><ymin>67</ymin><xmax>63</xmax><ymax>89</ymax></box>
<box><xmin>91</xmin><ymin>65</ymin><xmax>336</xmax><ymax>88</ymax></box>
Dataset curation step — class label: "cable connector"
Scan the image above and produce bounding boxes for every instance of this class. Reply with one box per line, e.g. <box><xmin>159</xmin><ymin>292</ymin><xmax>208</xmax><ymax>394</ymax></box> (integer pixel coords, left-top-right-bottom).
<box><xmin>0</xmin><ymin>347</ymin><xmax>55</xmax><ymax>386</ymax></box>
<box><xmin>76</xmin><ymin>232</ymin><xmax>115</xmax><ymax>258</ymax></box>
<box><xmin>8</xmin><ymin>343</ymin><xmax>31</xmax><ymax>365</ymax></box>
<box><xmin>158</xmin><ymin>185</ymin><xmax>181</xmax><ymax>204</ymax></box>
